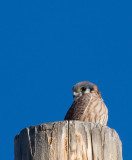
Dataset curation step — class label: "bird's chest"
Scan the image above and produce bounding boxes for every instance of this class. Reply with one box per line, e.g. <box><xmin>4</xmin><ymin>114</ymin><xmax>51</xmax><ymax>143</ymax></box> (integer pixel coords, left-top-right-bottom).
<box><xmin>80</xmin><ymin>95</ymin><xmax>103</xmax><ymax>122</ymax></box>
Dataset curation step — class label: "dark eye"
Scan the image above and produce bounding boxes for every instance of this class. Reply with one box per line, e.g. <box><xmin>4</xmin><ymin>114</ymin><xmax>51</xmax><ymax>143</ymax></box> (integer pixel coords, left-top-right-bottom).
<box><xmin>82</xmin><ymin>87</ymin><xmax>86</xmax><ymax>91</ymax></box>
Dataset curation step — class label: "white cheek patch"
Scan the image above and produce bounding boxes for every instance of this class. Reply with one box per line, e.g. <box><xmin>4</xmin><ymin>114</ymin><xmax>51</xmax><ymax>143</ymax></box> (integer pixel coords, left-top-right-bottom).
<box><xmin>73</xmin><ymin>92</ymin><xmax>83</xmax><ymax>100</ymax></box>
<box><xmin>73</xmin><ymin>92</ymin><xmax>79</xmax><ymax>97</ymax></box>
<box><xmin>85</xmin><ymin>88</ymin><xmax>90</xmax><ymax>93</ymax></box>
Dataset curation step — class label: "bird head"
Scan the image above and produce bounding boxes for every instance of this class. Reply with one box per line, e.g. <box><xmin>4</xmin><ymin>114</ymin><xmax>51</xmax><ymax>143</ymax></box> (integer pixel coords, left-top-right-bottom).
<box><xmin>72</xmin><ymin>81</ymin><xmax>99</xmax><ymax>99</ymax></box>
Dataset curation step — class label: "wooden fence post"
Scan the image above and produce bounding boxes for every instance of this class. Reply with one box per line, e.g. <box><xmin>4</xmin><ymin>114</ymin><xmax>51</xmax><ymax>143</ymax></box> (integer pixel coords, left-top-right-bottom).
<box><xmin>14</xmin><ymin>121</ymin><xmax>123</xmax><ymax>160</ymax></box>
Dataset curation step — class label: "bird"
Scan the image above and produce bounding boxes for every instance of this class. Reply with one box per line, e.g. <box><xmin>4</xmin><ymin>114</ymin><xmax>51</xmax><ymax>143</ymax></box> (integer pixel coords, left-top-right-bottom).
<box><xmin>64</xmin><ymin>81</ymin><xmax>108</xmax><ymax>125</ymax></box>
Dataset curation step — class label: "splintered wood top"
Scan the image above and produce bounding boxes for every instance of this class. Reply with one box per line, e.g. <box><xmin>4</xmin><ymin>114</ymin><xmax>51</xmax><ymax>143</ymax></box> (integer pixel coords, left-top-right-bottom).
<box><xmin>14</xmin><ymin>121</ymin><xmax>122</xmax><ymax>160</ymax></box>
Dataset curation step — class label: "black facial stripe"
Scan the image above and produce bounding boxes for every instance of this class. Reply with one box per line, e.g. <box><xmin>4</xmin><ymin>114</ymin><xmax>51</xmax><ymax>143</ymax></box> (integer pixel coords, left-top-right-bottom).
<box><xmin>82</xmin><ymin>87</ymin><xmax>86</xmax><ymax>91</ymax></box>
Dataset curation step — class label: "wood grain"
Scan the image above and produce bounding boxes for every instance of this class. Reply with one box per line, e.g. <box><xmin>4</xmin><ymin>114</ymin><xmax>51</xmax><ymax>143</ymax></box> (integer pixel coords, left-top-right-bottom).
<box><xmin>14</xmin><ymin>121</ymin><xmax>122</xmax><ymax>160</ymax></box>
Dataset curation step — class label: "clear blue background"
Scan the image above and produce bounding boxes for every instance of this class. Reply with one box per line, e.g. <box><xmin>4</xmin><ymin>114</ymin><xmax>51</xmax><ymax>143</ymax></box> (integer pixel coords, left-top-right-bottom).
<box><xmin>0</xmin><ymin>0</ymin><xmax>131</xmax><ymax>159</ymax></box>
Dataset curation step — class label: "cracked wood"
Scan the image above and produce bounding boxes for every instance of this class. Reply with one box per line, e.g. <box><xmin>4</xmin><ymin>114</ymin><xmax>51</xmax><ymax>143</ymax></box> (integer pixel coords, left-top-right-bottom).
<box><xmin>14</xmin><ymin>121</ymin><xmax>123</xmax><ymax>160</ymax></box>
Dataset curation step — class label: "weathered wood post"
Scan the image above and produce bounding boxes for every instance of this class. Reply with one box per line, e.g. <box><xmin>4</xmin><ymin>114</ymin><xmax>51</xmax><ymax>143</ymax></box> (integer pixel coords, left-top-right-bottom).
<box><xmin>14</xmin><ymin>121</ymin><xmax>123</xmax><ymax>160</ymax></box>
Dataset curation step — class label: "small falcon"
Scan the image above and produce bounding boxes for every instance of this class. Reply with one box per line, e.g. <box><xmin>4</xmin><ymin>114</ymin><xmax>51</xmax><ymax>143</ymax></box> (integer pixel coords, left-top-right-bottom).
<box><xmin>64</xmin><ymin>81</ymin><xmax>108</xmax><ymax>125</ymax></box>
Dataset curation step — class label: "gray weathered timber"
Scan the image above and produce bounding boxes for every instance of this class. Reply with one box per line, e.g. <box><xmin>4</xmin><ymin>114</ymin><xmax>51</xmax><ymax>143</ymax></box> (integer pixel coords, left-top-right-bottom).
<box><xmin>14</xmin><ymin>121</ymin><xmax>68</xmax><ymax>160</ymax></box>
<box><xmin>14</xmin><ymin>121</ymin><xmax>123</xmax><ymax>160</ymax></box>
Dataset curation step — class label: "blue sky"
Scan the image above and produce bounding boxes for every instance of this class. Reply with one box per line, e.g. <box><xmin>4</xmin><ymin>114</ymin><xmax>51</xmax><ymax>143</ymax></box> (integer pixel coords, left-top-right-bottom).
<box><xmin>0</xmin><ymin>0</ymin><xmax>132</xmax><ymax>159</ymax></box>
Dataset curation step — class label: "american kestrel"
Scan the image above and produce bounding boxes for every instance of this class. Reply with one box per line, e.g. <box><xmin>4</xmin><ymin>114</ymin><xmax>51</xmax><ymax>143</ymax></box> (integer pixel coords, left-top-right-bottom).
<box><xmin>64</xmin><ymin>81</ymin><xmax>108</xmax><ymax>125</ymax></box>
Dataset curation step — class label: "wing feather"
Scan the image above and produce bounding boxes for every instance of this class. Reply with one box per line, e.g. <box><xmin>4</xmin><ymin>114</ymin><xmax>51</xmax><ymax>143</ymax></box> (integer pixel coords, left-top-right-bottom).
<box><xmin>64</xmin><ymin>93</ymin><xmax>91</xmax><ymax>120</ymax></box>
